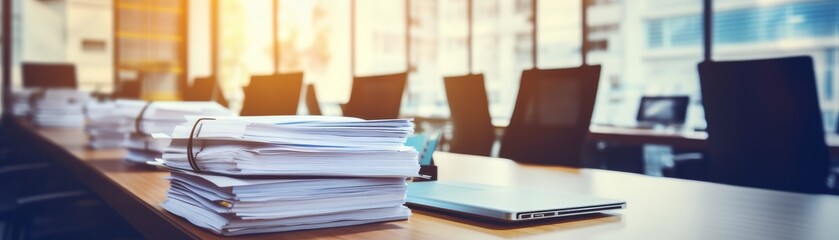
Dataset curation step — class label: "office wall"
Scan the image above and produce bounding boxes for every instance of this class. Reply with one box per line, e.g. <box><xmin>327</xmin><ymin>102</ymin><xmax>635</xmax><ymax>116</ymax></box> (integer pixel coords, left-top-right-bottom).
<box><xmin>66</xmin><ymin>0</ymin><xmax>113</xmax><ymax>92</ymax></box>
<box><xmin>21</xmin><ymin>0</ymin><xmax>66</xmax><ymax>62</ymax></box>
<box><xmin>13</xmin><ymin>0</ymin><xmax>113</xmax><ymax>92</ymax></box>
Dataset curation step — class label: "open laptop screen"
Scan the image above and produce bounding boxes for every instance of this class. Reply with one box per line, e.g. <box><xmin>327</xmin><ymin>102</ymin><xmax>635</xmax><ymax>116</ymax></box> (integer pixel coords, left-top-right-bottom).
<box><xmin>636</xmin><ymin>96</ymin><xmax>689</xmax><ymax>125</ymax></box>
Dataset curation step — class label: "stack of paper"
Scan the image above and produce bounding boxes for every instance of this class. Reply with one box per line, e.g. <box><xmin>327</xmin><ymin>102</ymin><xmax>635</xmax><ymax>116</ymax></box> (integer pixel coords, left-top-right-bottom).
<box><xmin>156</xmin><ymin>116</ymin><xmax>419</xmax><ymax>177</ymax></box>
<box><xmin>121</xmin><ymin>101</ymin><xmax>233</xmax><ymax>163</ymax></box>
<box><xmin>31</xmin><ymin>89</ymin><xmax>89</xmax><ymax>128</ymax></box>
<box><xmin>155</xmin><ymin>116</ymin><xmax>419</xmax><ymax>236</ymax></box>
<box><xmin>163</xmin><ymin>171</ymin><xmax>412</xmax><ymax>236</ymax></box>
<box><xmin>11</xmin><ymin>89</ymin><xmax>35</xmax><ymax>117</ymax></box>
<box><xmin>126</xmin><ymin>133</ymin><xmax>173</xmax><ymax>163</ymax></box>
<box><xmin>127</xmin><ymin>101</ymin><xmax>232</xmax><ymax>164</ymax></box>
<box><xmin>84</xmin><ymin>100</ymin><xmax>126</xmax><ymax>149</ymax></box>
<box><xmin>82</xmin><ymin>100</ymin><xmax>232</xmax><ymax>157</ymax></box>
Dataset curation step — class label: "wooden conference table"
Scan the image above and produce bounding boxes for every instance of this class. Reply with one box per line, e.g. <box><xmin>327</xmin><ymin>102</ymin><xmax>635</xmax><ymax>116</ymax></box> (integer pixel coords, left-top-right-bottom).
<box><xmin>13</xmin><ymin>119</ymin><xmax>839</xmax><ymax>239</ymax></box>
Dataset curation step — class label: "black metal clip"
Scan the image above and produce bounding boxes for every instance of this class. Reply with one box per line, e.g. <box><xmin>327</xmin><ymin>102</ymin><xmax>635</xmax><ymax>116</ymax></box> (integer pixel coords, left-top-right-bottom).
<box><xmin>187</xmin><ymin>117</ymin><xmax>216</xmax><ymax>173</ymax></box>
<box><xmin>134</xmin><ymin>101</ymin><xmax>154</xmax><ymax>135</ymax></box>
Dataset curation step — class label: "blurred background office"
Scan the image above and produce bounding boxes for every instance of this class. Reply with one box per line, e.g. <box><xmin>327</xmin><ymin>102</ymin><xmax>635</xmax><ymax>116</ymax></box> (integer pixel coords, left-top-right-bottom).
<box><xmin>1</xmin><ymin>0</ymin><xmax>834</xmax><ymax>126</ymax></box>
<box><xmin>3</xmin><ymin>0</ymin><xmax>839</xmax><ymax>239</ymax></box>
<box><xmin>1</xmin><ymin>0</ymin><xmax>838</xmax><ymax>181</ymax></box>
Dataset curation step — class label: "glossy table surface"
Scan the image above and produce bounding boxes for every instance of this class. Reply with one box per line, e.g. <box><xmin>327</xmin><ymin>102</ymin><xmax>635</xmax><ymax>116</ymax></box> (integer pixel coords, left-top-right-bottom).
<box><xmin>14</xmin><ymin>120</ymin><xmax>839</xmax><ymax>239</ymax></box>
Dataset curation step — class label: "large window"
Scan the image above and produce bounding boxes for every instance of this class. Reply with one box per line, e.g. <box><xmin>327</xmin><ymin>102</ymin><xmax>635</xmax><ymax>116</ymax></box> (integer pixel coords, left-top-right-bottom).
<box><xmin>587</xmin><ymin>0</ymin><xmax>839</xmax><ymax>131</ymax></box>
<box><xmin>116</xmin><ymin>0</ymin><xmax>181</xmax><ymax>99</ymax></box>
<box><xmin>194</xmin><ymin>0</ymin><xmax>839</xmax><ymax>132</ymax></box>
<box><xmin>354</xmin><ymin>0</ymin><xmax>407</xmax><ymax>76</ymax></box>
<box><xmin>473</xmin><ymin>0</ymin><xmax>533</xmax><ymax>120</ymax></box>
<box><xmin>537</xmin><ymin>0</ymin><xmax>581</xmax><ymax>68</ymax></box>
<box><xmin>438</xmin><ymin>0</ymin><xmax>471</xmax><ymax>76</ymax></box>
<box><xmin>187</xmin><ymin>0</ymin><xmax>211</xmax><ymax>83</ymax></box>
<box><xmin>404</xmin><ymin>0</ymin><xmax>470</xmax><ymax>118</ymax></box>
<box><xmin>587</xmin><ymin>0</ymin><xmax>705</xmax><ymax>128</ymax></box>
<box><xmin>712</xmin><ymin>0</ymin><xmax>839</xmax><ymax>131</ymax></box>
<box><xmin>278</xmin><ymin>0</ymin><xmax>351</xmax><ymax>114</ymax></box>
<box><xmin>219</xmin><ymin>0</ymin><xmax>275</xmax><ymax>110</ymax></box>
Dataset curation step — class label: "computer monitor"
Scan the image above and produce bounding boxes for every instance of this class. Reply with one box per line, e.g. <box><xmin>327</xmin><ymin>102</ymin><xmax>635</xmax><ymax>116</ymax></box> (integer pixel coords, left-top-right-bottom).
<box><xmin>636</xmin><ymin>96</ymin><xmax>689</xmax><ymax>125</ymax></box>
<box><xmin>22</xmin><ymin>63</ymin><xmax>77</xmax><ymax>89</ymax></box>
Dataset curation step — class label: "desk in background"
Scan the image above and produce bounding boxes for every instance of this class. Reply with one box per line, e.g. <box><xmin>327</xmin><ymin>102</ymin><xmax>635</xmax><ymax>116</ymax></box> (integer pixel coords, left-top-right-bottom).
<box><xmin>11</xmin><ymin>119</ymin><xmax>839</xmax><ymax>239</ymax></box>
<box><xmin>412</xmin><ymin>116</ymin><xmax>839</xmax><ymax>156</ymax></box>
<box><xmin>588</xmin><ymin>125</ymin><xmax>839</xmax><ymax>156</ymax></box>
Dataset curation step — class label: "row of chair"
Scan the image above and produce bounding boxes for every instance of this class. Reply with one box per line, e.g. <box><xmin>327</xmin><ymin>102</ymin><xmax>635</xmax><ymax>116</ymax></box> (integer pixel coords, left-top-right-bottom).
<box><xmin>20</xmin><ymin>63</ymin><xmax>411</xmax><ymax>118</ymax></box>
<box><xmin>697</xmin><ymin>57</ymin><xmax>829</xmax><ymax>193</ymax></box>
<box><xmin>181</xmin><ymin>67</ymin><xmax>601</xmax><ymax>167</ymax></box>
<box><xmin>445</xmin><ymin>67</ymin><xmax>601</xmax><ymax>167</ymax></box>
<box><xmin>445</xmin><ymin>56</ymin><xmax>832</xmax><ymax>194</ymax></box>
<box><xmin>18</xmin><ymin>57</ymin><xmax>834</xmax><ymax>194</ymax></box>
<box><xmin>183</xmin><ymin>72</ymin><xmax>409</xmax><ymax>118</ymax></box>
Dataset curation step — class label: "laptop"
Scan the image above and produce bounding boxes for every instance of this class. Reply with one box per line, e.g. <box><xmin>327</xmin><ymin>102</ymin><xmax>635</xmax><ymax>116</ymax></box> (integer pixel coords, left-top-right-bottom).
<box><xmin>635</xmin><ymin>96</ymin><xmax>690</xmax><ymax>127</ymax></box>
<box><xmin>406</xmin><ymin>181</ymin><xmax>625</xmax><ymax>221</ymax></box>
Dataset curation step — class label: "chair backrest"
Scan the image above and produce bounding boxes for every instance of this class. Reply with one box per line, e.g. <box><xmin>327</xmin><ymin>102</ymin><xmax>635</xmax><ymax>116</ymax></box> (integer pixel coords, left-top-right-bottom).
<box><xmin>187</xmin><ymin>76</ymin><xmax>228</xmax><ymax>107</ymax></box>
<box><xmin>22</xmin><ymin>63</ymin><xmax>77</xmax><ymax>89</ymax></box>
<box><xmin>114</xmin><ymin>79</ymin><xmax>142</xmax><ymax>99</ymax></box>
<box><xmin>499</xmin><ymin>65</ymin><xmax>601</xmax><ymax>166</ymax></box>
<box><xmin>698</xmin><ymin>56</ymin><xmax>829</xmax><ymax>193</ymax></box>
<box><xmin>444</xmin><ymin>74</ymin><xmax>495</xmax><ymax>156</ymax></box>
<box><xmin>343</xmin><ymin>72</ymin><xmax>407</xmax><ymax>119</ymax></box>
<box><xmin>306</xmin><ymin>84</ymin><xmax>322</xmax><ymax>115</ymax></box>
<box><xmin>185</xmin><ymin>76</ymin><xmax>214</xmax><ymax>101</ymax></box>
<box><xmin>240</xmin><ymin>72</ymin><xmax>304</xmax><ymax>116</ymax></box>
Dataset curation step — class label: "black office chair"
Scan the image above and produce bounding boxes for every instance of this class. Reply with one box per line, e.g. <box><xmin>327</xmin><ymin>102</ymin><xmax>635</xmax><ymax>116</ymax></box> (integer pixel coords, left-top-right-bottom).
<box><xmin>444</xmin><ymin>74</ymin><xmax>495</xmax><ymax>156</ymax></box>
<box><xmin>22</xmin><ymin>63</ymin><xmax>77</xmax><ymax>89</ymax></box>
<box><xmin>306</xmin><ymin>84</ymin><xmax>322</xmax><ymax>115</ymax></box>
<box><xmin>186</xmin><ymin>76</ymin><xmax>229</xmax><ymax>107</ymax></box>
<box><xmin>499</xmin><ymin>66</ymin><xmax>601</xmax><ymax>166</ymax></box>
<box><xmin>184</xmin><ymin>76</ymin><xmax>212</xmax><ymax>101</ymax></box>
<box><xmin>240</xmin><ymin>73</ymin><xmax>304</xmax><ymax>116</ymax></box>
<box><xmin>342</xmin><ymin>72</ymin><xmax>407</xmax><ymax>120</ymax></box>
<box><xmin>699</xmin><ymin>56</ymin><xmax>830</xmax><ymax>193</ymax></box>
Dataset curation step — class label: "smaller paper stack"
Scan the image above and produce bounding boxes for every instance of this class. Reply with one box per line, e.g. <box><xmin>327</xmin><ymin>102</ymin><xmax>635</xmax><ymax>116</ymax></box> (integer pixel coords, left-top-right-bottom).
<box><xmin>126</xmin><ymin>133</ymin><xmax>172</xmax><ymax>163</ymax></box>
<box><xmin>84</xmin><ymin>100</ymin><xmax>127</xmax><ymax>149</ymax></box>
<box><xmin>31</xmin><ymin>89</ymin><xmax>89</xmax><ymax>128</ymax></box>
<box><xmin>11</xmin><ymin>89</ymin><xmax>36</xmax><ymax>117</ymax></box>
<box><xmin>122</xmin><ymin>101</ymin><xmax>232</xmax><ymax>163</ymax></box>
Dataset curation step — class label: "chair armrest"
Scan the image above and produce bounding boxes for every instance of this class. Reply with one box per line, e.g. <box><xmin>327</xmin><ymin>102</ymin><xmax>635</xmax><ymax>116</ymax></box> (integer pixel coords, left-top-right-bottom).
<box><xmin>0</xmin><ymin>162</ymin><xmax>51</xmax><ymax>176</ymax></box>
<box><xmin>16</xmin><ymin>190</ymin><xmax>88</xmax><ymax>206</ymax></box>
<box><xmin>673</xmin><ymin>152</ymin><xmax>704</xmax><ymax>162</ymax></box>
